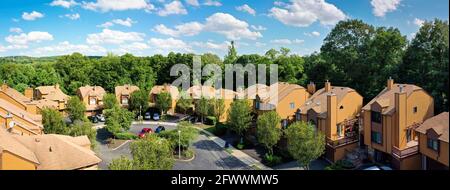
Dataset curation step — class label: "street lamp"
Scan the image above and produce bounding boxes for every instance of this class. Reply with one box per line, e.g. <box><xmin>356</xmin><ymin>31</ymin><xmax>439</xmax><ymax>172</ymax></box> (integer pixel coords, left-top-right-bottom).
<box><xmin>178</xmin><ymin>130</ymin><xmax>181</xmax><ymax>159</ymax></box>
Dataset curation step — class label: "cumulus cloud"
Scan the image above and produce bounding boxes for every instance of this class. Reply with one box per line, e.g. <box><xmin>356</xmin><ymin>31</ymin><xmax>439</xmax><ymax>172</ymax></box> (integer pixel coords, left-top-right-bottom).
<box><xmin>62</xmin><ymin>13</ymin><xmax>80</xmax><ymax>20</ymax></box>
<box><xmin>269</xmin><ymin>0</ymin><xmax>346</xmax><ymax>27</ymax></box>
<box><xmin>203</xmin><ymin>0</ymin><xmax>222</xmax><ymax>6</ymax></box>
<box><xmin>413</xmin><ymin>18</ymin><xmax>424</xmax><ymax>27</ymax></box>
<box><xmin>270</xmin><ymin>39</ymin><xmax>304</xmax><ymax>45</ymax></box>
<box><xmin>82</xmin><ymin>0</ymin><xmax>155</xmax><ymax>12</ymax></box>
<box><xmin>148</xmin><ymin>37</ymin><xmax>193</xmax><ymax>53</ymax></box>
<box><xmin>185</xmin><ymin>0</ymin><xmax>200</xmax><ymax>6</ymax></box>
<box><xmin>86</xmin><ymin>29</ymin><xmax>145</xmax><ymax>44</ymax></box>
<box><xmin>97</xmin><ymin>18</ymin><xmax>136</xmax><ymax>28</ymax></box>
<box><xmin>191</xmin><ymin>41</ymin><xmax>229</xmax><ymax>51</ymax></box>
<box><xmin>9</xmin><ymin>27</ymin><xmax>23</xmax><ymax>33</ymax></box>
<box><xmin>236</xmin><ymin>4</ymin><xmax>256</xmax><ymax>16</ymax></box>
<box><xmin>371</xmin><ymin>0</ymin><xmax>401</xmax><ymax>17</ymax></box>
<box><xmin>251</xmin><ymin>25</ymin><xmax>267</xmax><ymax>31</ymax></box>
<box><xmin>22</xmin><ymin>11</ymin><xmax>44</xmax><ymax>21</ymax></box>
<box><xmin>5</xmin><ymin>31</ymin><xmax>53</xmax><ymax>45</ymax></box>
<box><xmin>204</xmin><ymin>13</ymin><xmax>262</xmax><ymax>40</ymax></box>
<box><xmin>32</xmin><ymin>41</ymin><xmax>106</xmax><ymax>56</ymax></box>
<box><xmin>153</xmin><ymin>22</ymin><xmax>204</xmax><ymax>37</ymax></box>
<box><xmin>50</xmin><ymin>0</ymin><xmax>78</xmax><ymax>8</ymax></box>
<box><xmin>157</xmin><ymin>1</ymin><xmax>188</xmax><ymax>16</ymax></box>
<box><xmin>305</xmin><ymin>31</ymin><xmax>320</xmax><ymax>37</ymax></box>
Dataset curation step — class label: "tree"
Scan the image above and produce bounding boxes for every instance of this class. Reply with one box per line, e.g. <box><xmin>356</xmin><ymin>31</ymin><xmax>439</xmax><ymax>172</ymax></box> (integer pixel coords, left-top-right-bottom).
<box><xmin>129</xmin><ymin>89</ymin><xmax>149</xmax><ymax>115</ymax></box>
<box><xmin>130</xmin><ymin>134</ymin><xmax>174</xmax><ymax>170</ymax></box>
<box><xmin>399</xmin><ymin>19</ymin><xmax>449</xmax><ymax>113</ymax></box>
<box><xmin>224</xmin><ymin>41</ymin><xmax>238</xmax><ymax>65</ymax></box>
<box><xmin>41</xmin><ymin>108</ymin><xmax>67</xmax><ymax>134</ymax></box>
<box><xmin>104</xmin><ymin>105</ymin><xmax>134</xmax><ymax>135</ymax></box>
<box><xmin>227</xmin><ymin>99</ymin><xmax>252</xmax><ymax>140</ymax></box>
<box><xmin>103</xmin><ymin>93</ymin><xmax>118</xmax><ymax>110</ymax></box>
<box><xmin>156</xmin><ymin>92</ymin><xmax>172</xmax><ymax>115</ymax></box>
<box><xmin>176</xmin><ymin>91</ymin><xmax>192</xmax><ymax>114</ymax></box>
<box><xmin>195</xmin><ymin>96</ymin><xmax>210</xmax><ymax>123</ymax></box>
<box><xmin>256</xmin><ymin>111</ymin><xmax>282</xmax><ymax>155</ymax></box>
<box><xmin>210</xmin><ymin>98</ymin><xmax>225</xmax><ymax>122</ymax></box>
<box><xmin>158</xmin><ymin>122</ymin><xmax>198</xmax><ymax>150</ymax></box>
<box><xmin>285</xmin><ymin>121</ymin><xmax>325</xmax><ymax>170</ymax></box>
<box><xmin>68</xmin><ymin>120</ymin><xmax>97</xmax><ymax>148</ymax></box>
<box><xmin>67</xmin><ymin>96</ymin><xmax>86</xmax><ymax>122</ymax></box>
<box><xmin>108</xmin><ymin>156</ymin><xmax>134</xmax><ymax>170</ymax></box>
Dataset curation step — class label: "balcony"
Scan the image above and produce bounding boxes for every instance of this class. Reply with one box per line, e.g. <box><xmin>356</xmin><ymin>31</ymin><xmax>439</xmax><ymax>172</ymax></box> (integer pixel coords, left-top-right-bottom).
<box><xmin>257</xmin><ymin>102</ymin><xmax>276</xmax><ymax>111</ymax></box>
<box><xmin>392</xmin><ymin>141</ymin><xmax>419</xmax><ymax>159</ymax></box>
<box><xmin>327</xmin><ymin>132</ymin><xmax>359</xmax><ymax>148</ymax></box>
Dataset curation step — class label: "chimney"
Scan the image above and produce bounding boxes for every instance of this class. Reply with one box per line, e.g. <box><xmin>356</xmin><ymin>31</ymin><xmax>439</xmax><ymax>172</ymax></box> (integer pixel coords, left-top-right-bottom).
<box><xmin>55</xmin><ymin>83</ymin><xmax>60</xmax><ymax>89</ymax></box>
<box><xmin>1</xmin><ymin>83</ymin><xmax>7</xmax><ymax>91</ymax></box>
<box><xmin>327</xmin><ymin>93</ymin><xmax>337</xmax><ymax>140</ymax></box>
<box><xmin>324</xmin><ymin>80</ymin><xmax>332</xmax><ymax>92</ymax></box>
<box><xmin>395</xmin><ymin>86</ymin><xmax>407</xmax><ymax>148</ymax></box>
<box><xmin>24</xmin><ymin>88</ymin><xmax>34</xmax><ymax>100</ymax></box>
<box><xmin>387</xmin><ymin>77</ymin><xmax>394</xmax><ymax>90</ymax></box>
<box><xmin>307</xmin><ymin>82</ymin><xmax>316</xmax><ymax>94</ymax></box>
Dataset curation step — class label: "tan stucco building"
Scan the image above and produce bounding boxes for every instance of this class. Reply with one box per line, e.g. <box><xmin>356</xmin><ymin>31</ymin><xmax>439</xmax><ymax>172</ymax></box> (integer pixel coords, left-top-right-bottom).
<box><xmin>76</xmin><ymin>85</ymin><xmax>106</xmax><ymax>116</ymax></box>
<box><xmin>415</xmin><ymin>112</ymin><xmax>448</xmax><ymax>170</ymax></box>
<box><xmin>115</xmin><ymin>84</ymin><xmax>139</xmax><ymax>108</ymax></box>
<box><xmin>150</xmin><ymin>85</ymin><xmax>180</xmax><ymax>114</ymax></box>
<box><xmin>0</xmin><ymin>83</ymin><xmax>42</xmax><ymax>121</ymax></box>
<box><xmin>362</xmin><ymin>78</ymin><xmax>434</xmax><ymax>170</ymax></box>
<box><xmin>297</xmin><ymin>81</ymin><xmax>363</xmax><ymax>162</ymax></box>
<box><xmin>24</xmin><ymin>84</ymin><xmax>70</xmax><ymax>113</ymax></box>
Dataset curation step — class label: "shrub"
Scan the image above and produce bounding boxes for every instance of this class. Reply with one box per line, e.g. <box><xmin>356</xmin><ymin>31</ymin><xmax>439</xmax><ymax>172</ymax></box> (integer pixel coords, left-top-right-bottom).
<box><xmin>214</xmin><ymin>122</ymin><xmax>227</xmax><ymax>136</ymax></box>
<box><xmin>114</xmin><ymin>132</ymin><xmax>138</xmax><ymax>140</ymax></box>
<box><xmin>263</xmin><ymin>153</ymin><xmax>282</xmax><ymax>167</ymax></box>
<box><xmin>205</xmin><ymin>116</ymin><xmax>217</xmax><ymax>125</ymax></box>
<box><xmin>236</xmin><ymin>143</ymin><xmax>245</xmax><ymax>150</ymax></box>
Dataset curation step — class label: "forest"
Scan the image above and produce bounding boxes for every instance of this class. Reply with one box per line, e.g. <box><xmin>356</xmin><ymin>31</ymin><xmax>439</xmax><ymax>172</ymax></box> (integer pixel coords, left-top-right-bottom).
<box><xmin>0</xmin><ymin>19</ymin><xmax>448</xmax><ymax>113</ymax></box>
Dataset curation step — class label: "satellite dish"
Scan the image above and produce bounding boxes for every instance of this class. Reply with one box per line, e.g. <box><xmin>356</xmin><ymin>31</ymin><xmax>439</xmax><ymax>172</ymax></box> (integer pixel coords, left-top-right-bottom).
<box><xmin>9</xmin><ymin>121</ymin><xmax>15</xmax><ymax>129</ymax></box>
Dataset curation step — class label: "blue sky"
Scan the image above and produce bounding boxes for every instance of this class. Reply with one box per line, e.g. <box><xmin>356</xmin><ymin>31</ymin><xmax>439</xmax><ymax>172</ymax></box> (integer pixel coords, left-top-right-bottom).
<box><xmin>0</xmin><ymin>0</ymin><xmax>448</xmax><ymax>57</ymax></box>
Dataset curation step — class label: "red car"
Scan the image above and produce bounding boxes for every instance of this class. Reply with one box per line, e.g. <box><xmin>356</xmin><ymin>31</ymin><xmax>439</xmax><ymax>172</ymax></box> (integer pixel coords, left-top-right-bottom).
<box><xmin>138</xmin><ymin>128</ymin><xmax>153</xmax><ymax>138</ymax></box>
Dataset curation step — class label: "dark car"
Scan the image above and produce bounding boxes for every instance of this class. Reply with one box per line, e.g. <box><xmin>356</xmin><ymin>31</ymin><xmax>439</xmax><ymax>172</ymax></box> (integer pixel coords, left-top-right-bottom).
<box><xmin>155</xmin><ymin>126</ymin><xmax>166</xmax><ymax>134</ymax></box>
<box><xmin>138</xmin><ymin>128</ymin><xmax>153</xmax><ymax>138</ymax></box>
<box><xmin>88</xmin><ymin>115</ymin><xmax>99</xmax><ymax>123</ymax></box>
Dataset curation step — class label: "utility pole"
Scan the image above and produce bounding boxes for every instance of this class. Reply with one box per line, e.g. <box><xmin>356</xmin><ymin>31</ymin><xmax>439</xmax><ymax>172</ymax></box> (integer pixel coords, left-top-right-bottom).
<box><xmin>178</xmin><ymin>130</ymin><xmax>181</xmax><ymax>159</ymax></box>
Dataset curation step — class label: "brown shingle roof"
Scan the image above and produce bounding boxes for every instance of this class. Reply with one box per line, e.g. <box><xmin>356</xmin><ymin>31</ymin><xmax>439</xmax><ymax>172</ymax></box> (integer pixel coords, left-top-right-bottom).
<box><xmin>362</xmin><ymin>84</ymin><xmax>424</xmax><ymax>115</ymax></box>
<box><xmin>34</xmin><ymin>99</ymin><xmax>59</xmax><ymax>110</ymax></box>
<box><xmin>0</xmin><ymin>84</ymin><xmax>32</xmax><ymax>103</ymax></box>
<box><xmin>415</xmin><ymin>112</ymin><xmax>449</xmax><ymax>143</ymax></box>
<box><xmin>0</xmin><ymin>128</ymin><xmax>40</xmax><ymax>164</ymax></box>
<box><xmin>35</xmin><ymin>85</ymin><xmax>69</xmax><ymax>102</ymax></box>
<box><xmin>77</xmin><ymin>86</ymin><xmax>106</xmax><ymax>100</ymax></box>
<box><xmin>243</xmin><ymin>82</ymin><xmax>306</xmax><ymax>103</ymax></box>
<box><xmin>186</xmin><ymin>85</ymin><xmax>215</xmax><ymax>99</ymax></box>
<box><xmin>115</xmin><ymin>84</ymin><xmax>139</xmax><ymax>96</ymax></box>
<box><xmin>150</xmin><ymin>85</ymin><xmax>180</xmax><ymax>100</ymax></box>
<box><xmin>13</xmin><ymin>134</ymin><xmax>101</xmax><ymax>170</ymax></box>
<box><xmin>299</xmin><ymin>86</ymin><xmax>358</xmax><ymax>115</ymax></box>
<box><xmin>0</xmin><ymin>98</ymin><xmax>43</xmax><ymax>131</ymax></box>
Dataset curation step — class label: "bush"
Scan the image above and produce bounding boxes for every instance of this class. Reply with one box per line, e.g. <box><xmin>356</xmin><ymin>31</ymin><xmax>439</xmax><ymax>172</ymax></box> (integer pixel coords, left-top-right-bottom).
<box><xmin>114</xmin><ymin>132</ymin><xmax>138</xmax><ymax>140</ymax></box>
<box><xmin>263</xmin><ymin>153</ymin><xmax>282</xmax><ymax>167</ymax></box>
<box><xmin>236</xmin><ymin>143</ymin><xmax>245</xmax><ymax>150</ymax></box>
<box><xmin>214</xmin><ymin>122</ymin><xmax>227</xmax><ymax>136</ymax></box>
<box><xmin>205</xmin><ymin>116</ymin><xmax>217</xmax><ymax>125</ymax></box>
<box><xmin>326</xmin><ymin>160</ymin><xmax>355</xmax><ymax>170</ymax></box>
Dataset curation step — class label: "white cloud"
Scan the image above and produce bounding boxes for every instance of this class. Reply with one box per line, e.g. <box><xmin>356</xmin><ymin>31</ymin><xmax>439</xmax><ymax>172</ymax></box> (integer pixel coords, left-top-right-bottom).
<box><xmin>305</xmin><ymin>31</ymin><xmax>320</xmax><ymax>37</ymax></box>
<box><xmin>148</xmin><ymin>37</ymin><xmax>193</xmax><ymax>53</ymax></box>
<box><xmin>50</xmin><ymin>0</ymin><xmax>78</xmax><ymax>8</ymax></box>
<box><xmin>251</xmin><ymin>25</ymin><xmax>267</xmax><ymax>31</ymax></box>
<box><xmin>370</xmin><ymin>0</ymin><xmax>401</xmax><ymax>17</ymax></box>
<box><xmin>97</xmin><ymin>22</ymin><xmax>114</xmax><ymax>28</ymax></box>
<box><xmin>82</xmin><ymin>0</ymin><xmax>155</xmax><ymax>12</ymax></box>
<box><xmin>5</xmin><ymin>31</ymin><xmax>54</xmax><ymax>45</ymax></box>
<box><xmin>255</xmin><ymin>42</ymin><xmax>266</xmax><ymax>47</ymax></box>
<box><xmin>32</xmin><ymin>41</ymin><xmax>106</xmax><ymax>56</ymax></box>
<box><xmin>270</xmin><ymin>39</ymin><xmax>304</xmax><ymax>45</ymax></box>
<box><xmin>191</xmin><ymin>41</ymin><xmax>229</xmax><ymax>50</ymax></box>
<box><xmin>97</xmin><ymin>18</ymin><xmax>136</xmax><ymax>28</ymax></box>
<box><xmin>236</xmin><ymin>4</ymin><xmax>256</xmax><ymax>16</ymax></box>
<box><xmin>63</xmin><ymin>13</ymin><xmax>80</xmax><ymax>20</ymax></box>
<box><xmin>22</xmin><ymin>11</ymin><xmax>44</xmax><ymax>21</ymax></box>
<box><xmin>9</xmin><ymin>27</ymin><xmax>23</xmax><ymax>33</ymax></box>
<box><xmin>204</xmin><ymin>13</ymin><xmax>262</xmax><ymax>40</ymax></box>
<box><xmin>269</xmin><ymin>0</ymin><xmax>346</xmax><ymax>27</ymax></box>
<box><xmin>86</xmin><ymin>29</ymin><xmax>145</xmax><ymax>44</ymax></box>
<box><xmin>413</xmin><ymin>18</ymin><xmax>424</xmax><ymax>27</ymax></box>
<box><xmin>153</xmin><ymin>22</ymin><xmax>204</xmax><ymax>37</ymax></box>
<box><xmin>185</xmin><ymin>0</ymin><xmax>200</xmax><ymax>6</ymax></box>
<box><xmin>204</xmin><ymin>0</ymin><xmax>221</xmax><ymax>6</ymax></box>
<box><xmin>158</xmin><ymin>1</ymin><xmax>188</xmax><ymax>16</ymax></box>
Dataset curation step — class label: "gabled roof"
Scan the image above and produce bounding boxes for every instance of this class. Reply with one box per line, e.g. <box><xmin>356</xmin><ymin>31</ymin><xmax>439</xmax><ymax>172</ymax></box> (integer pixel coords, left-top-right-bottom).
<box><xmin>77</xmin><ymin>85</ymin><xmax>106</xmax><ymax>100</ymax></box>
<box><xmin>244</xmin><ymin>82</ymin><xmax>306</xmax><ymax>103</ymax></box>
<box><xmin>0</xmin><ymin>98</ymin><xmax>43</xmax><ymax>131</ymax></box>
<box><xmin>186</xmin><ymin>85</ymin><xmax>215</xmax><ymax>99</ymax></box>
<box><xmin>415</xmin><ymin>112</ymin><xmax>449</xmax><ymax>143</ymax></box>
<box><xmin>115</xmin><ymin>84</ymin><xmax>139</xmax><ymax>96</ymax></box>
<box><xmin>36</xmin><ymin>85</ymin><xmax>69</xmax><ymax>102</ymax></box>
<box><xmin>34</xmin><ymin>99</ymin><xmax>59</xmax><ymax>110</ymax></box>
<box><xmin>0</xmin><ymin>84</ymin><xmax>31</xmax><ymax>103</ymax></box>
<box><xmin>150</xmin><ymin>85</ymin><xmax>180</xmax><ymax>100</ymax></box>
<box><xmin>362</xmin><ymin>84</ymin><xmax>424</xmax><ymax>115</ymax></box>
<box><xmin>299</xmin><ymin>86</ymin><xmax>358</xmax><ymax>115</ymax></box>
<box><xmin>0</xmin><ymin>128</ymin><xmax>40</xmax><ymax>165</ymax></box>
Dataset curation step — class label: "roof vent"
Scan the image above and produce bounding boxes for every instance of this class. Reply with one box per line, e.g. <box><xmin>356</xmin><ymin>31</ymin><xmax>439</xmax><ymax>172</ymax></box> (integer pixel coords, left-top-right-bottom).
<box><xmin>35</xmin><ymin>138</ymin><xmax>40</xmax><ymax>142</ymax></box>
<box><xmin>49</xmin><ymin>146</ymin><xmax>53</xmax><ymax>152</ymax></box>
<box><xmin>399</xmin><ymin>85</ymin><xmax>404</xmax><ymax>93</ymax></box>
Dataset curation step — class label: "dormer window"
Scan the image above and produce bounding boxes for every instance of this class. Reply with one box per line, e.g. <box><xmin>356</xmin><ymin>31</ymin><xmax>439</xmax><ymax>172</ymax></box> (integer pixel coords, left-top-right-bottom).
<box><xmin>121</xmin><ymin>96</ymin><xmax>129</xmax><ymax>105</ymax></box>
<box><xmin>89</xmin><ymin>97</ymin><xmax>97</xmax><ymax>105</ymax></box>
<box><xmin>427</xmin><ymin>137</ymin><xmax>439</xmax><ymax>152</ymax></box>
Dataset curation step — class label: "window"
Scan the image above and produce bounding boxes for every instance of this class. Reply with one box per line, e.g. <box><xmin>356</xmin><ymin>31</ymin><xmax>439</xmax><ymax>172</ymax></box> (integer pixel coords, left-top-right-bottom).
<box><xmin>255</xmin><ymin>101</ymin><xmax>260</xmax><ymax>109</ymax></box>
<box><xmin>413</xmin><ymin>107</ymin><xmax>418</xmax><ymax>113</ymax></box>
<box><xmin>89</xmin><ymin>97</ymin><xmax>97</xmax><ymax>105</ymax></box>
<box><xmin>337</xmin><ymin>125</ymin><xmax>343</xmax><ymax>137</ymax></box>
<box><xmin>295</xmin><ymin>111</ymin><xmax>301</xmax><ymax>121</ymax></box>
<box><xmin>427</xmin><ymin>138</ymin><xmax>439</xmax><ymax>151</ymax></box>
<box><xmin>121</xmin><ymin>96</ymin><xmax>129</xmax><ymax>105</ymax></box>
<box><xmin>371</xmin><ymin>111</ymin><xmax>382</xmax><ymax>123</ymax></box>
<box><xmin>406</xmin><ymin>129</ymin><xmax>412</xmax><ymax>142</ymax></box>
<box><xmin>282</xmin><ymin>119</ymin><xmax>288</xmax><ymax>128</ymax></box>
<box><xmin>371</xmin><ymin>131</ymin><xmax>382</xmax><ymax>144</ymax></box>
<box><xmin>290</xmin><ymin>102</ymin><xmax>295</xmax><ymax>109</ymax></box>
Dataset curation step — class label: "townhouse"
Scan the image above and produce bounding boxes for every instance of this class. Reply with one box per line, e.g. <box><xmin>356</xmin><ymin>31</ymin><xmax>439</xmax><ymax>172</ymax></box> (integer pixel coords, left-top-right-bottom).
<box><xmin>296</xmin><ymin>81</ymin><xmax>363</xmax><ymax>162</ymax></box>
<box><xmin>362</xmin><ymin>78</ymin><xmax>434</xmax><ymax>170</ymax></box>
<box><xmin>0</xmin><ymin>127</ymin><xmax>101</xmax><ymax>170</ymax></box>
<box><xmin>415</xmin><ymin>112</ymin><xmax>448</xmax><ymax>170</ymax></box>
<box><xmin>249</xmin><ymin>82</ymin><xmax>310</xmax><ymax>127</ymax></box>
<box><xmin>150</xmin><ymin>84</ymin><xmax>179</xmax><ymax>114</ymax></box>
<box><xmin>0</xmin><ymin>99</ymin><xmax>43</xmax><ymax>135</ymax></box>
<box><xmin>24</xmin><ymin>84</ymin><xmax>70</xmax><ymax>112</ymax></box>
<box><xmin>76</xmin><ymin>85</ymin><xmax>106</xmax><ymax>116</ymax></box>
<box><xmin>115</xmin><ymin>84</ymin><xmax>139</xmax><ymax>108</ymax></box>
<box><xmin>0</xmin><ymin>83</ymin><xmax>42</xmax><ymax>122</ymax></box>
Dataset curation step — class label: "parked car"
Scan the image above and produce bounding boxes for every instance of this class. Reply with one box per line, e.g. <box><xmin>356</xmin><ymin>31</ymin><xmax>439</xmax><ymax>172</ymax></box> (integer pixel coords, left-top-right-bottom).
<box><xmin>88</xmin><ymin>115</ymin><xmax>98</xmax><ymax>123</ymax></box>
<box><xmin>138</xmin><ymin>128</ymin><xmax>153</xmax><ymax>138</ymax></box>
<box><xmin>155</xmin><ymin>126</ymin><xmax>166</xmax><ymax>134</ymax></box>
<box><xmin>144</xmin><ymin>112</ymin><xmax>152</xmax><ymax>120</ymax></box>
<box><xmin>153</xmin><ymin>113</ymin><xmax>160</xmax><ymax>121</ymax></box>
<box><xmin>96</xmin><ymin>114</ymin><xmax>106</xmax><ymax>122</ymax></box>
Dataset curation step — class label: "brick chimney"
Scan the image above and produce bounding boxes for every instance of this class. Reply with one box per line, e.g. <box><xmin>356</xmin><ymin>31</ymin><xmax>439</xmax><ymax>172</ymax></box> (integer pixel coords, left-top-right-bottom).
<box><xmin>395</xmin><ymin>85</ymin><xmax>407</xmax><ymax>149</ymax></box>
<box><xmin>307</xmin><ymin>82</ymin><xmax>316</xmax><ymax>94</ymax></box>
<box><xmin>24</xmin><ymin>88</ymin><xmax>34</xmax><ymax>100</ymax></box>
<box><xmin>387</xmin><ymin>77</ymin><xmax>394</xmax><ymax>90</ymax></box>
<box><xmin>327</xmin><ymin>93</ymin><xmax>337</xmax><ymax>140</ymax></box>
<box><xmin>324</xmin><ymin>80</ymin><xmax>332</xmax><ymax>92</ymax></box>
